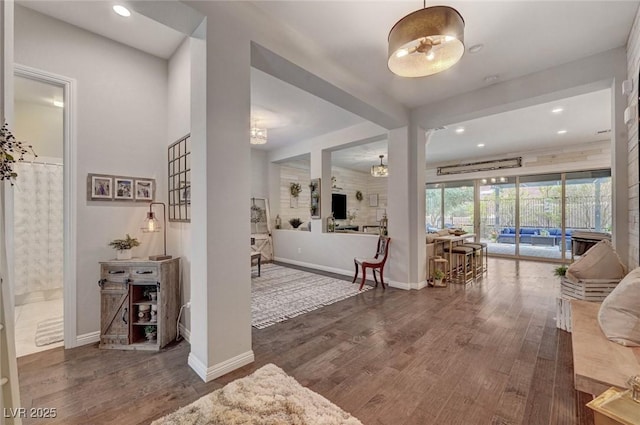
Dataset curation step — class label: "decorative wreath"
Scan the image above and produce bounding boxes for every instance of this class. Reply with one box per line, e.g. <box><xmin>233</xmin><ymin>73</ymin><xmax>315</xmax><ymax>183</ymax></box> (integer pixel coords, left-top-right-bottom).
<box><xmin>355</xmin><ymin>190</ymin><xmax>363</xmax><ymax>202</ymax></box>
<box><xmin>290</xmin><ymin>182</ymin><xmax>302</xmax><ymax>198</ymax></box>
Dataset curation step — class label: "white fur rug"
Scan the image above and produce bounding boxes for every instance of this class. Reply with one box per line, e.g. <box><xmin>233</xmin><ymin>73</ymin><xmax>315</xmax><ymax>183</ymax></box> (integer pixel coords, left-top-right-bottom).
<box><xmin>152</xmin><ymin>364</ymin><xmax>362</xmax><ymax>425</ymax></box>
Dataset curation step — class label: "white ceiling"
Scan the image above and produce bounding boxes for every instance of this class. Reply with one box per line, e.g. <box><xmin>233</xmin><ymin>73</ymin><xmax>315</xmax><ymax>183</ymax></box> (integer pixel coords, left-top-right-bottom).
<box><xmin>250</xmin><ymin>68</ymin><xmax>366</xmax><ymax>150</ymax></box>
<box><xmin>19</xmin><ymin>1</ymin><xmax>186</xmax><ymax>59</ymax></box>
<box><xmin>252</xmin><ymin>1</ymin><xmax>638</xmax><ymax>108</ymax></box>
<box><xmin>427</xmin><ymin>88</ymin><xmax>612</xmax><ymax>164</ymax></box>
<box><xmin>16</xmin><ymin>1</ymin><xmax>634</xmax><ymax>168</ymax></box>
<box><xmin>332</xmin><ymin>140</ymin><xmax>388</xmax><ymax>173</ymax></box>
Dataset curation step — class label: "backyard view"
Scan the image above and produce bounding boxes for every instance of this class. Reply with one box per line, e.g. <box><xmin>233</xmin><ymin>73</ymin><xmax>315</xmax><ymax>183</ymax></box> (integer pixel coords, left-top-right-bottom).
<box><xmin>426</xmin><ymin>170</ymin><xmax>611</xmax><ymax>261</ymax></box>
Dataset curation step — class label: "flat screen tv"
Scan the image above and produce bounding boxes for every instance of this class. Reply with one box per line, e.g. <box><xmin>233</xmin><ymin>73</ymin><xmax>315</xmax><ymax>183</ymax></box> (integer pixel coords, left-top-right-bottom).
<box><xmin>332</xmin><ymin>193</ymin><xmax>347</xmax><ymax>220</ymax></box>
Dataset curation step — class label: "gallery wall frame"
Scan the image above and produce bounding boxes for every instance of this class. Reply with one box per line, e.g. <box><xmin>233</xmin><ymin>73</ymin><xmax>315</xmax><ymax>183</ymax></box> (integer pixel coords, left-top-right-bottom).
<box><xmin>87</xmin><ymin>173</ymin><xmax>156</xmax><ymax>202</ymax></box>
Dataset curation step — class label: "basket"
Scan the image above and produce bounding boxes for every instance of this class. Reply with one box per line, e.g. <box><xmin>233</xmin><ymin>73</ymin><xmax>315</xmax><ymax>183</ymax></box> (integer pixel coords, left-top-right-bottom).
<box><xmin>560</xmin><ymin>277</ymin><xmax>620</xmax><ymax>301</ymax></box>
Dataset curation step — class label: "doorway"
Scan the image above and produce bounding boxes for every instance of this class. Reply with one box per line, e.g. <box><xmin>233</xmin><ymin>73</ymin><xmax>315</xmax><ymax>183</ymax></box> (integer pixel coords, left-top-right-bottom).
<box><xmin>11</xmin><ymin>66</ymin><xmax>74</xmax><ymax>356</ymax></box>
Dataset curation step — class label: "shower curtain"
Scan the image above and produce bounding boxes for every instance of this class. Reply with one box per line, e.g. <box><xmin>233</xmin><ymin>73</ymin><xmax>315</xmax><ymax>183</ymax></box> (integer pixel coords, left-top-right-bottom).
<box><xmin>13</xmin><ymin>162</ymin><xmax>64</xmax><ymax>305</ymax></box>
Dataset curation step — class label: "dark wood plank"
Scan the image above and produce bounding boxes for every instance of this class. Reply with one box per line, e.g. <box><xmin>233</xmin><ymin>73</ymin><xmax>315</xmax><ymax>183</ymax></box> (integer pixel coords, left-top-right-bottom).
<box><xmin>16</xmin><ymin>258</ymin><xmax>593</xmax><ymax>425</ymax></box>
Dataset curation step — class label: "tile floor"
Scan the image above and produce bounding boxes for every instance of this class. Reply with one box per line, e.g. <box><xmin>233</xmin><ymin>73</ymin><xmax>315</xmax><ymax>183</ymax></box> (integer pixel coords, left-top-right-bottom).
<box><xmin>14</xmin><ymin>298</ymin><xmax>63</xmax><ymax>357</ymax></box>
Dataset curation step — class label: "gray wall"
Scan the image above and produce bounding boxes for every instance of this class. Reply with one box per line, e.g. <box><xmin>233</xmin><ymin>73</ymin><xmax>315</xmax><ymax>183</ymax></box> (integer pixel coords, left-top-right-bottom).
<box><xmin>14</xmin><ymin>6</ymin><xmax>168</xmax><ymax>336</ymax></box>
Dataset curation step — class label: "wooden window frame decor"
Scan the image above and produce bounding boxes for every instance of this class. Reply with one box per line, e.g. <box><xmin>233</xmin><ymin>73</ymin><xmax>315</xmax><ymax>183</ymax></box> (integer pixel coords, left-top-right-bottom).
<box><xmin>87</xmin><ymin>173</ymin><xmax>155</xmax><ymax>202</ymax></box>
<box><xmin>310</xmin><ymin>178</ymin><xmax>321</xmax><ymax>219</ymax></box>
<box><xmin>168</xmin><ymin>134</ymin><xmax>191</xmax><ymax>222</ymax></box>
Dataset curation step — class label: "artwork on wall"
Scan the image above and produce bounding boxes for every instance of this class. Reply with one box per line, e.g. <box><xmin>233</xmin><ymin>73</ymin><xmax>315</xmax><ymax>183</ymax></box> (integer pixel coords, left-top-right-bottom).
<box><xmin>168</xmin><ymin>134</ymin><xmax>191</xmax><ymax>222</ymax></box>
<box><xmin>87</xmin><ymin>174</ymin><xmax>155</xmax><ymax>202</ymax></box>
<box><xmin>135</xmin><ymin>179</ymin><xmax>154</xmax><ymax>201</ymax></box>
<box><xmin>90</xmin><ymin>175</ymin><xmax>112</xmax><ymax>199</ymax></box>
<box><xmin>114</xmin><ymin>178</ymin><xmax>134</xmax><ymax>200</ymax></box>
<box><xmin>310</xmin><ymin>178</ymin><xmax>321</xmax><ymax>219</ymax></box>
<box><xmin>369</xmin><ymin>193</ymin><xmax>379</xmax><ymax>207</ymax></box>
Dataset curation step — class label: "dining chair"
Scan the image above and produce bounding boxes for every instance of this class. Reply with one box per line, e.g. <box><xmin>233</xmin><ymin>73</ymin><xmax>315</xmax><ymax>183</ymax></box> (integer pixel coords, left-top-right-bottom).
<box><xmin>352</xmin><ymin>236</ymin><xmax>391</xmax><ymax>291</ymax></box>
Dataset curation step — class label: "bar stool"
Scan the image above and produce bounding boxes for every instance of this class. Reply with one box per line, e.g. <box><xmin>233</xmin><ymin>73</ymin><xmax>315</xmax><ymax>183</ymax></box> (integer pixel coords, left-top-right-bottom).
<box><xmin>429</xmin><ymin>256</ymin><xmax>449</xmax><ymax>286</ymax></box>
<box><xmin>443</xmin><ymin>245</ymin><xmax>474</xmax><ymax>284</ymax></box>
<box><xmin>461</xmin><ymin>243</ymin><xmax>486</xmax><ymax>278</ymax></box>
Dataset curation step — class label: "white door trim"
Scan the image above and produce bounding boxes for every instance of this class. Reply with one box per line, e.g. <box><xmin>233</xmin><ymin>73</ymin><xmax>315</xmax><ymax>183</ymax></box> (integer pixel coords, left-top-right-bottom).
<box><xmin>14</xmin><ymin>64</ymin><xmax>78</xmax><ymax>348</ymax></box>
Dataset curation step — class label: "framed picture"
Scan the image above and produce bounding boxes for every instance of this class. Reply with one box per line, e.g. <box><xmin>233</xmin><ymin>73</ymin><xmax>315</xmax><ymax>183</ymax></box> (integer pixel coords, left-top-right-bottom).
<box><xmin>369</xmin><ymin>193</ymin><xmax>379</xmax><ymax>207</ymax></box>
<box><xmin>135</xmin><ymin>179</ymin><xmax>154</xmax><ymax>201</ymax></box>
<box><xmin>114</xmin><ymin>178</ymin><xmax>134</xmax><ymax>200</ymax></box>
<box><xmin>376</xmin><ymin>208</ymin><xmax>386</xmax><ymax>221</ymax></box>
<box><xmin>91</xmin><ymin>175</ymin><xmax>112</xmax><ymax>199</ymax></box>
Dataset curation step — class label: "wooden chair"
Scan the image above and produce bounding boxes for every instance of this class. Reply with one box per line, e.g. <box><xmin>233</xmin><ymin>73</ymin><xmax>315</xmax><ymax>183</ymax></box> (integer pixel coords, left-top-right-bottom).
<box><xmin>352</xmin><ymin>236</ymin><xmax>391</xmax><ymax>291</ymax></box>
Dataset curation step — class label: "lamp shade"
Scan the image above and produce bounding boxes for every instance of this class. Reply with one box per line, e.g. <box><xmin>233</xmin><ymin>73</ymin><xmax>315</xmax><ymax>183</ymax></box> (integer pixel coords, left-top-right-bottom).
<box><xmin>142</xmin><ymin>211</ymin><xmax>161</xmax><ymax>233</ymax></box>
<box><xmin>250</xmin><ymin>125</ymin><xmax>267</xmax><ymax>145</ymax></box>
<box><xmin>371</xmin><ymin>155</ymin><xmax>389</xmax><ymax>177</ymax></box>
<box><xmin>388</xmin><ymin>6</ymin><xmax>465</xmax><ymax>78</ymax></box>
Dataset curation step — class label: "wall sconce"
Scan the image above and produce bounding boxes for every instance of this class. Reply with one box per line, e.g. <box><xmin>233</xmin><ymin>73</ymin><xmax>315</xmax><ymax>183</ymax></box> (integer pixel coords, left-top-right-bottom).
<box><xmin>141</xmin><ymin>202</ymin><xmax>172</xmax><ymax>261</ymax></box>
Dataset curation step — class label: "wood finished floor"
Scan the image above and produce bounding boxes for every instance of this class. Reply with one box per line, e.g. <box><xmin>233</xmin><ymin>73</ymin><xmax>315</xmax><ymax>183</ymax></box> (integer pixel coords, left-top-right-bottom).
<box><xmin>17</xmin><ymin>258</ymin><xmax>594</xmax><ymax>425</ymax></box>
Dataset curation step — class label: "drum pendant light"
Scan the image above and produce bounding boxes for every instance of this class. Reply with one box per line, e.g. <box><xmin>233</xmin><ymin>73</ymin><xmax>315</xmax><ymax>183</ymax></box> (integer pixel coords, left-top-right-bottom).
<box><xmin>388</xmin><ymin>2</ymin><xmax>465</xmax><ymax>78</ymax></box>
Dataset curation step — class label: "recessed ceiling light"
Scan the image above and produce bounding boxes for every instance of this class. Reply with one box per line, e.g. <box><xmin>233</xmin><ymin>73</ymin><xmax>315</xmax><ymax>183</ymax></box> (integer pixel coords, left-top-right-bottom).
<box><xmin>557</xmin><ymin>130</ymin><xmax>568</xmax><ymax>135</ymax></box>
<box><xmin>455</xmin><ymin>127</ymin><xmax>465</xmax><ymax>134</ymax></box>
<box><xmin>484</xmin><ymin>74</ymin><xmax>499</xmax><ymax>83</ymax></box>
<box><xmin>53</xmin><ymin>100</ymin><xmax>64</xmax><ymax>108</ymax></box>
<box><xmin>477</xmin><ymin>143</ymin><xmax>485</xmax><ymax>148</ymax></box>
<box><xmin>468</xmin><ymin>44</ymin><xmax>484</xmax><ymax>54</ymax></box>
<box><xmin>552</xmin><ymin>107</ymin><xmax>564</xmax><ymax>114</ymax></box>
<box><xmin>113</xmin><ymin>5</ymin><xmax>131</xmax><ymax>17</ymax></box>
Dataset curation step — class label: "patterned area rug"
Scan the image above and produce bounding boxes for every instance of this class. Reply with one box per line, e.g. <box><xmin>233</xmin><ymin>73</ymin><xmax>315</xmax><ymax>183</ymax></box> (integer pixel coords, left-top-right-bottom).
<box><xmin>35</xmin><ymin>316</ymin><xmax>63</xmax><ymax>347</ymax></box>
<box><xmin>252</xmin><ymin>264</ymin><xmax>371</xmax><ymax>329</ymax></box>
<box><xmin>152</xmin><ymin>363</ymin><xmax>363</xmax><ymax>425</ymax></box>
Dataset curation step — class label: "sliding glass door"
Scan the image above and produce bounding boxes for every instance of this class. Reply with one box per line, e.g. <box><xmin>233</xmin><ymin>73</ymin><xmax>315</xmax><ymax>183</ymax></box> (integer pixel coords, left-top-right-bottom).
<box><xmin>427</xmin><ymin>168</ymin><xmax>611</xmax><ymax>262</ymax></box>
<box><xmin>479</xmin><ymin>177</ymin><xmax>516</xmax><ymax>256</ymax></box>
<box><xmin>564</xmin><ymin>170</ymin><xmax>612</xmax><ymax>258</ymax></box>
<box><xmin>518</xmin><ymin>174</ymin><xmax>563</xmax><ymax>260</ymax></box>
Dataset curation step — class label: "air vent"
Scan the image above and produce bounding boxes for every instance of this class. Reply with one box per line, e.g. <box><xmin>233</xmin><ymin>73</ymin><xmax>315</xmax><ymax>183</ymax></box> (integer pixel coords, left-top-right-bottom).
<box><xmin>596</xmin><ymin>129</ymin><xmax>611</xmax><ymax>135</ymax></box>
<box><xmin>433</xmin><ymin>126</ymin><xmax>448</xmax><ymax>131</ymax></box>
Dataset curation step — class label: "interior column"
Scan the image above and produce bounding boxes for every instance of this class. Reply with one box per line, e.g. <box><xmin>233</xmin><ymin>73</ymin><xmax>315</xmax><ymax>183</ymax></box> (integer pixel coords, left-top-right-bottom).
<box><xmin>386</xmin><ymin>124</ymin><xmax>427</xmax><ymax>288</ymax></box>
<box><xmin>188</xmin><ymin>11</ymin><xmax>254</xmax><ymax>382</ymax></box>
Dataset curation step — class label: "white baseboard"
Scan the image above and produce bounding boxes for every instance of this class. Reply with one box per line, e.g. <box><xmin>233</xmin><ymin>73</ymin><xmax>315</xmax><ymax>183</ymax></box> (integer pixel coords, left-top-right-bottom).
<box><xmin>188</xmin><ymin>350</ymin><xmax>255</xmax><ymax>382</ymax></box>
<box><xmin>274</xmin><ymin>257</ymin><xmax>354</xmax><ymax>277</ymax></box>
<box><xmin>75</xmin><ymin>331</ymin><xmax>100</xmax><ymax>347</ymax></box>
<box><xmin>389</xmin><ymin>280</ymin><xmax>428</xmax><ymax>290</ymax></box>
<box><xmin>179</xmin><ymin>323</ymin><xmax>191</xmax><ymax>343</ymax></box>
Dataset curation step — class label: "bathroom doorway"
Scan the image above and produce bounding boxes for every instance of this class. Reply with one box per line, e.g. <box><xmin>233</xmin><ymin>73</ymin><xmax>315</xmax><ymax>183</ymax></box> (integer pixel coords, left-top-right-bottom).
<box><xmin>12</xmin><ymin>71</ymin><xmax>66</xmax><ymax>356</ymax></box>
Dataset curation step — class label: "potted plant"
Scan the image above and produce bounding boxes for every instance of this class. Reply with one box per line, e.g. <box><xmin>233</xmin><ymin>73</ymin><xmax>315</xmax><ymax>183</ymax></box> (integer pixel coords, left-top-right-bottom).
<box><xmin>0</xmin><ymin>121</ymin><xmax>37</xmax><ymax>185</ymax></box>
<box><xmin>289</xmin><ymin>218</ymin><xmax>303</xmax><ymax>229</ymax></box>
<box><xmin>108</xmin><ymin>234</ymin><xmax>140</xmax><ymax>260</ymax></box>
<box><xmin>144</xmin><ymin>325</ymin><xmax>157</xmax><ymax>342</ymax></box>
<box><xmin>554</xmin><ymin>265</ymin><xmax>568</xmax><ymax>279</ymax></box>
<box><xmin>432</xmin><ymin>269</ymin><xmax>446</xmax><ymax>287</ymax></box>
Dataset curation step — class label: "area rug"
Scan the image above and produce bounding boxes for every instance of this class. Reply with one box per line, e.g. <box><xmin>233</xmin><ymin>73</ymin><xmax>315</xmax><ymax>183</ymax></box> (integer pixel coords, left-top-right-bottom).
<box><xmin>252</xmin><ymin>264</ymin><xmax>371</xmax><ymax>329</ymax></box>
<box><xmin>152</xmin><ymin>363</ymin><xmax>362</xmax><ymax>425</ymax></box>
<box><xmin>34</xmin><ymin>316</ymin><xmax>63</xmax><ymax>347</ymax></box>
